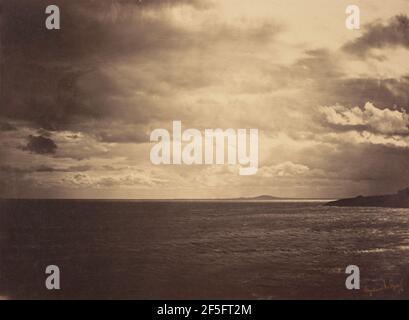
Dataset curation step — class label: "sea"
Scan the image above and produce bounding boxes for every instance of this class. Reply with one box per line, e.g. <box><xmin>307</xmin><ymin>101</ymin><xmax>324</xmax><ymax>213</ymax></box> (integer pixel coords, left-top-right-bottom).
<box><xmin>1</xmin><ymin>199</ymin><xmax>409</xmax><ymax>299</ymax></box>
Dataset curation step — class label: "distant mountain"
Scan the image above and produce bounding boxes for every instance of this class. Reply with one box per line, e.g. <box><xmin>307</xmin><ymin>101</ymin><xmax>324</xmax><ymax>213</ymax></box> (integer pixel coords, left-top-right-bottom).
<box><xmin>233</xmin><ymin>195</ymin><xmax>282</xmax><ymax>201</ymax></box>
<box><xmin>326</xmin><ymin>188</ymin><xmax>409</xmax><ymax>208</ymax></box>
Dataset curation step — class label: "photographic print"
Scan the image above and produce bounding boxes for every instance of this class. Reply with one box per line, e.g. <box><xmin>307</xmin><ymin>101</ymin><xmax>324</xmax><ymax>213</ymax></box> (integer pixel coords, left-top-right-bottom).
<box><xmin>1</xmin><ymin>0</ymin><xmax>409</xmax><ymax>304</ymax></box>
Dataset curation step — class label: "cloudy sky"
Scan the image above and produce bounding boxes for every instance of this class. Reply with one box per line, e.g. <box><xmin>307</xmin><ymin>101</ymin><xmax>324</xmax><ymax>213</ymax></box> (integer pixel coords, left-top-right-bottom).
<box><xmin>1</xmin><ymin>0</ymin><xmax>409</xmax><ymax>199</ymax></box>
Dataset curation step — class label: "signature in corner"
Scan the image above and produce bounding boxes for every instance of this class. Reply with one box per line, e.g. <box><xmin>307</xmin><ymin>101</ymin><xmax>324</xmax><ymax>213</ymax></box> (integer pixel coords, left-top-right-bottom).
<box><xmin>363</xmin><ymin>279</ymin><xmax>404</xmax><ymax>297</ymax></box>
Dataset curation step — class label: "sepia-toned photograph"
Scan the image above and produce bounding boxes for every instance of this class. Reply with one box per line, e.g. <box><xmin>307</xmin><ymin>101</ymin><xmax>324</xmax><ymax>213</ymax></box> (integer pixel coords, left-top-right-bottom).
<box><xmin>1</xmin><ymin>0</ymin><xmax>409</xmax><ymax>302</ymax></box>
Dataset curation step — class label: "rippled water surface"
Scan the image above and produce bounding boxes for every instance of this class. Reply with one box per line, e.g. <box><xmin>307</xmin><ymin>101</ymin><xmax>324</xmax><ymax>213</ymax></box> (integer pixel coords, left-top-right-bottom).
<box><xmin>1</xmin><ymin>199</ymin><xmax>409</xmax><ymax>299</ymax></box>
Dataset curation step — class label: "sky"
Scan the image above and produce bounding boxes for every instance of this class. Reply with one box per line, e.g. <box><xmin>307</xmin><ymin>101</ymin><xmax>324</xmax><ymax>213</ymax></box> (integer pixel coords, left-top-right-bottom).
<box><xmin>1</xmin><ymin>0</ymin><xmax>409</xmax><ymax>199</ymax></box>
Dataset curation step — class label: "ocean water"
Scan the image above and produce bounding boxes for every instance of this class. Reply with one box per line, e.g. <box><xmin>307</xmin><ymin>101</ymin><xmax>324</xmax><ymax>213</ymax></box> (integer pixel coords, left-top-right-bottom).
<box><xmin>1</xmin><ymin>199</ymin><xmax>409</xmax><ymax>299</ymax></box>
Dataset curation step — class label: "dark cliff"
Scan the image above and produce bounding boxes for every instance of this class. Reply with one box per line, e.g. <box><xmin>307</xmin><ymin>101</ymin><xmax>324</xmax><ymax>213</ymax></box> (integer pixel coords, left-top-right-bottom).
<box><xmin>326</xmin><ymin>188</ymin><xmax>409</xmax><ymax>208</ymax></box>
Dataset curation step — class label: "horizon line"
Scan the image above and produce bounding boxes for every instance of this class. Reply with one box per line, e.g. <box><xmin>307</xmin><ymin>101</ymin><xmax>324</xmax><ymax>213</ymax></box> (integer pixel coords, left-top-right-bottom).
<box><xmin>0</xmin><ymin>197</ymin><xmax>337</xmax><ymax>201</ymax></box>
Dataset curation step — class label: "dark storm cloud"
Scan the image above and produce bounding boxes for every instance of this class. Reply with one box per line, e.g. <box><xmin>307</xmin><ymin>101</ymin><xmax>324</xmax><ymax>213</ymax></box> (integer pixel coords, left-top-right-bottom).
<box><xmin>95</xmin><ymin>130</ymin><xmax>148</xmax><ymax>143</ymax></box>
<box><xmin>0</xmin><ymin>164</ymin><xmax>52</xmax><ymax>174</ymax></box>
<box><xmin>24</xmin><ymin>135</ymin><xmax>57</xmax><ymax>154</ymax></box>
<box><xmin>343</xmin><ymin>15</ymin><xmax>409</xmax><ymax>57</ymax></box>
<box><xmin>0</xmin><ymin>164</ymin><xmax>92</xmax><ymax>174</ymax></box>
<box><xmin>0</xmin><ymin>121</ymin><xmax>17</xmax><ymax>131</ymax></box>
<box><xmin>281</xmin><ymin>47</ymin><xmax>409</xmax><ymax>110</ymax></box>
<box><xmin>299</xmin><ymin>141</ymin><xmax>409</xmax><ymax>196</ymax></box>
<box><xmin>87</xmin><ymin>0</ymin><xmax>209</xmax><ymax>9</ymax></box>
<box><xmin>0</xmin><ymin>165</ymin><xmax>29</xmax><ymax>174</ymax></box>
<box><xmin>290</xmin><ymin>49</ymin><xmax>343</xmax><ymax>79</ymax></box>
<box><xmin>1</xmin><ymin>0</ymin><xmax>277</xmax><ymax>134</ymax></box>
<box><xmin>320</xmin><ymin>76</ymin><xmax>409</xmax><ymax>109</ymax></box>
<box><xmin>0</xmin><ymin>0</ymin><xmax>211</xmax><ymax>130</ymax></box>
<box><xmin>34</xmin><ymin>164</ymin><xmax>93</xmax><ymax>172</ymax></box>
